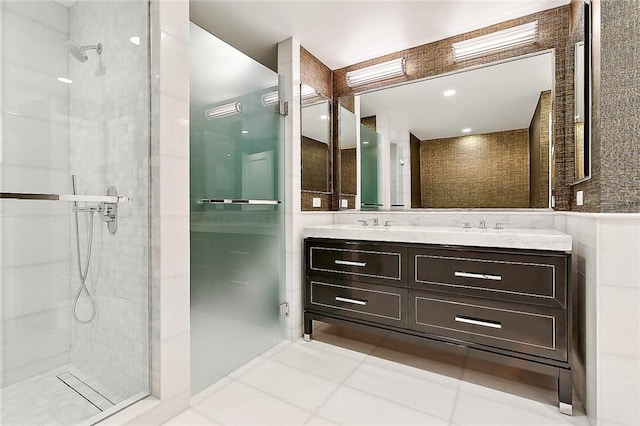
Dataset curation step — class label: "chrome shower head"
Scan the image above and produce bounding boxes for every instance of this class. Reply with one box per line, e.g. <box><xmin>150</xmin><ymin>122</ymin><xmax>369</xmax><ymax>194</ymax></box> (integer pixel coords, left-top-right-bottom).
<box><xmin>68</xmin><ymin>42</ymin><xmax>103</xmax><ymax>63</ymax></box>
<box><xmin>68</xmin><ymin>43</ymin><xmax>88</xmax><ymax>62</ymax></box>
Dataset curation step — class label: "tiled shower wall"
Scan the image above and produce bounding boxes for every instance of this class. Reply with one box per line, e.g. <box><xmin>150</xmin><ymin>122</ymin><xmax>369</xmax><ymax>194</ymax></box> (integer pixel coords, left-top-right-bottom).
<box><xmin>68</xmin><ymin>0</ymin><xmax>149</xmax><ymax>400</ymax></box>
<box><xmin>0</xmin><ymin>0</ymin><xmax>72</xmax><ymax>386</ymax></box>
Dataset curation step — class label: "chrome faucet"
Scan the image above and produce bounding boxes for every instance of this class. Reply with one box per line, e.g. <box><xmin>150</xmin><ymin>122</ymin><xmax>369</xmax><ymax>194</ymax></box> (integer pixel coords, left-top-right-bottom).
<box><xmin>369</xmin><ymin>218</ymin><xmax>379</xmax><ymax>227</ymax></box>
<box><xmin>357</xmin><ymin>220</ymin><xmax>368</xmax><ymax>227</ymax></box>
<box><xmin>478</xmin><ymin>219</ymin><xmax>487</xmax><ymax>229</ymax></box>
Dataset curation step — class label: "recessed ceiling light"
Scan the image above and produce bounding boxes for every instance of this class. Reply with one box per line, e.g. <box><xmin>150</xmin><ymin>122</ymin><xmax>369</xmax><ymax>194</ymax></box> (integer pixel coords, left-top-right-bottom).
<box><xmin>444</xmin><ymin>89</ymin><xmax>456</xmax><ymax>97</ymax></box>
<box><xmin>57</xmin><ymin>77</ymin><xmax>73</xmax><ymax>84</ymax></box>
<box><xmin>241</xmin><ymin>130</ymin><xmax>249</xmax><ymax>134</ymax></box>
<box><xmin>362</xmin><ymin>141</ymin><xmax>370</xmax><ymax>145</ymax></box>
<box><xmin>320</xmin><ymin>114</ymin><xmax>328</xmax><ymax>120</ymax></box>
<box><xmin>129</xmin><ymin>36</ymin><xmax>141</xmax><ymax>46</ymax></box>
<box><xmin>462</xmin><ymin>128</ymin><xmax>472</xmax><ymax>133</ymax></box>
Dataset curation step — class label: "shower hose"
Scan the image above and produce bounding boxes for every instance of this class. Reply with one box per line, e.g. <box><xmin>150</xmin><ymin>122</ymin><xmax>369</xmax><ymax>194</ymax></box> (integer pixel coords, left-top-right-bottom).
<box><xmin>72</xmin><ymin>176</ymin><xmax>97</xmax><ymax>324</ymax></box>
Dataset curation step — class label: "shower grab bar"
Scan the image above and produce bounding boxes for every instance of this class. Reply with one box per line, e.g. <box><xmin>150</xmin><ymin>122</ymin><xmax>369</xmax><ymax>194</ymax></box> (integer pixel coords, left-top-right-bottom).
<box><xmin>199</xmin><ymin>198</ymin><xmax>281</xmax><ymax>205</ymax></box>
<box><xmin>0</xmin><ymin>191</ymin><xmax>129</xmax><ymax>203</ymax></box>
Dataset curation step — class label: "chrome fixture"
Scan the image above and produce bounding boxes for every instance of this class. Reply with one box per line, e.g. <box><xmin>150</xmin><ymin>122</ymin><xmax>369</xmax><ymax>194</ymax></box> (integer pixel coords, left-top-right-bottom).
<box><xmin>384</xmin><ymin>220</ymin><xmax>394</xmax><ymax>227</ymax></box>
<box><xmin>452</xmin><ymin>21</ymin><xmax>538</xmax><ymax>62</ymax></box>
<box><xmin>357</xmin><ymin>220</ymin><xmax>368</xmax><ymax>226</ymax></box>
<box><xmin>478</xmin><ymin>219</ymin><xmax>487</xmax><ymax>229</ymax></box>
<box><xmin>68</xmin><ymin>42</ymin><xmax>103</xmax><ymax>63</ymax></box>
<box><xmin>369</xmin><ymin>218</ymin><xmax>379</xmax><ymax>226</ymax></box>
<box><xmin>204</xmin><ymin>101</ymin><xmax>242</xmax><ymax>119</ymax></box>
<box><xmin>494</xmin><ymin>222</ymin><xmax>510</xmax><ymax>230</ymax></box>
<box><xmin>462</xmin><ymin>222</ymin><xmax>472</xmax><ymax>229</ymax></box>
<box><xmin>261</xmin><ymin>91</ymin><xmax>279</xmax><ymax>106</ymax></box>
<box><xmin>198</xmin><ymin>198</ymin><xmax>280</xmax><ymax>205</ymax></box>
<box><xmin>346</xmin><ymin>58</ymin><xmax>406</xmax><ymax>87</ymax></box>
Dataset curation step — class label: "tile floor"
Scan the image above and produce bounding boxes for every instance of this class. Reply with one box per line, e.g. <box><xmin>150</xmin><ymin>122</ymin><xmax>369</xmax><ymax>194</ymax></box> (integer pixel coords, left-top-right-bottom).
<box><xmin>0</xmin><ymin>364</ymin><xmax>120</xmax><ymax>425</ymax></box>
<box><xmin>165</xmin><ymin>323</ymin><xmax>590</xmax><ymax>426</ymax></box>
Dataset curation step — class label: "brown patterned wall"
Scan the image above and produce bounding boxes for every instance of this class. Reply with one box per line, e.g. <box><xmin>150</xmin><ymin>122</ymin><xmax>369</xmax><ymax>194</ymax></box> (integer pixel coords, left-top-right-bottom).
<box><xmin>302</xmin><ymin>136</ymin><xmax>330</xmax><ymax>192</ymax></box>
<box><xmin>529</xmin><ymin>91</ymin><xmax>552</xmax><ymax>208</ymax></box>
<box><xmin>340</xmin><ymin>148</ymin><xmax>357</xmax><ymax>195</ymax></box>
<box><xmin>334</xmin><ymin>6</ymin><xmax>574</xmax><ymax>210</ymax></box>
<box><xmin>420</xmin><ymin>130</ymin><xmax>530</xmax><ymax>208</ymax></box>
<box><xmin>572</xmin><ymin>0</ymin><xmax>640</xmax><ymax>212</ymax></box>
<box><xmin>301</xmin><ymin>46</ymin><xmax>334</xmax><ymax>210</ymax></box>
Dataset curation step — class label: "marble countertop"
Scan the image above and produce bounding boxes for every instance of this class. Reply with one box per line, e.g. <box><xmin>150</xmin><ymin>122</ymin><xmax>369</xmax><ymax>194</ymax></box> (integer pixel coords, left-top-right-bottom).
<box><xmin>303</xmin><ymin>224</ymin><xmax>572</xmax><ymax>252</ymax></box>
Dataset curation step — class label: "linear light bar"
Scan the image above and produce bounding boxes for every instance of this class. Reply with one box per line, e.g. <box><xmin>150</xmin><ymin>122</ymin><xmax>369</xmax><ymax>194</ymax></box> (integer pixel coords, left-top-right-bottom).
<box><xmin>301</xmin><ymin>84</ymin><xmax>318</xmax><ymax>100</ymax></box>
<box><xmin>204</xmin><ymin>102</ymin><xmax>242</xmax><ymax>119</ymax></box>
<box><xmin>346</xmin><ymin>57</ymin><xmax>406</xmax><ymax>87</ymax></box>
<box><xmin>261</xmin><ymin>91</ymin><xmax>279</xmax><ymax>106</ymax></box>
<box><xmin>452</xmin><ymin>21</ymin><xmax>538</xmax><ymax>62</ymax></box>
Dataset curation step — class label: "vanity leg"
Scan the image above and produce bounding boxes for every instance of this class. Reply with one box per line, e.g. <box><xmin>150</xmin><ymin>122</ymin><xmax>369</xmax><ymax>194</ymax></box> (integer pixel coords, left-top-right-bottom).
<box><xmin>303</xmin><ymin>316</ymin><xmax>313</xmax><ymax>342</ymax></box>
<box><xmin>558</xmin><ymin>368</ymin><xmax>573</xmax><ymax>415</ymax></box>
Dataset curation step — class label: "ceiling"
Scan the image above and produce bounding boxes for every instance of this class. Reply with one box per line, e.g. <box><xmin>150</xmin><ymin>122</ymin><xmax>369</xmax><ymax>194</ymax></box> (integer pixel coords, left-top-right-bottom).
<box><xmin>358</xmin><ymin>51</ymin><xmax>554</xmax><ymax>140</ymax></box>
<box><xmin>190</xmin><ymin>0</ymin><xmax>569</xmax><ymax>72</ymax></box>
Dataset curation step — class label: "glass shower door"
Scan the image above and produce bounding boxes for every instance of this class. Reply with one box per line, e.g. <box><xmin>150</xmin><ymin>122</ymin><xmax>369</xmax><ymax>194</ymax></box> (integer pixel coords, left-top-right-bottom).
<box><xmin>190</xmin><ymin>23</ymin><xmax>285</xmax><ymax>394</ymax></box>
<box><xmin>1</xmin><ymin>1</ymin><xmax>150</xmax><ymax>424</ymax></box>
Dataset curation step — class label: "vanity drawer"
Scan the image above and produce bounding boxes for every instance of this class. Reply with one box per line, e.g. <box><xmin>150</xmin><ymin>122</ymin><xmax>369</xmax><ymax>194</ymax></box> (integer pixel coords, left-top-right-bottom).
<box><xmin>307</xmin><ymin>239</ymin><xmax>406</xmax><ymax>286</ymax></box>
<box><xmin>409</xmin><ymin>291</ymin><xmax>567</xmax><ymax>361</ymax></box>
<box><xmin>306</xmin><ymin>278</ymin><xmax>407</xmax><ymax>328</ymax></box>
<box><xmin>409</xmin><ymin>248</ymin><xmax>567</xmax><ymax>308</ymax></box>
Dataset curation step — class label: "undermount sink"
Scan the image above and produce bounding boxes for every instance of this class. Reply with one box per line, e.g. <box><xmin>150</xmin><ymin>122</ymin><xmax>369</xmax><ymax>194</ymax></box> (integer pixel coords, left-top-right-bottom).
<box><xmin>302</xmin><ymin>224</ymin><xmax>572</xmax><ymax>252</ymax></box>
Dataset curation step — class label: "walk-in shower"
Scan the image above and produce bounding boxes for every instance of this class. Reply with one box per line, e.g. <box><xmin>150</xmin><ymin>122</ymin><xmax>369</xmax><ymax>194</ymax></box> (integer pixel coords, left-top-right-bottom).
<box><xmin>1</xmin><ymin>1</ymin><xmax>150</xmax><ymax>424</ymax></box>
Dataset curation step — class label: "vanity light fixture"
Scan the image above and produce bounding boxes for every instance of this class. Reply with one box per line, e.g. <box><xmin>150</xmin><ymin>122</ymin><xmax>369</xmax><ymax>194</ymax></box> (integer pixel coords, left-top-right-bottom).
<box><xmin>452</xmin><ymin>21</ymin><xmax>538</xmax><ymax>62</ymax></box>
<box><xmin>204</xmin><ymin>101</ymin><xmax>242</xmax><ymax>120</ymax></box>
<box><xmin>301</xmin><ymin>84</ymin><xmax>318</xmax><ymax>100</ymax></box>
<box><xmin>443</xmin><ymin>89</ymin><xmax>456</xmax><ymax>97</ymax></box>
<box><xmin>261</xmin><ymin>91</ymin><xmax>279</xmax><ymax>106</ymax></box>
<box><xmin>346</xmin><ymin>58</ymin><xmax>406</xmax><ymax>87</ymax></box>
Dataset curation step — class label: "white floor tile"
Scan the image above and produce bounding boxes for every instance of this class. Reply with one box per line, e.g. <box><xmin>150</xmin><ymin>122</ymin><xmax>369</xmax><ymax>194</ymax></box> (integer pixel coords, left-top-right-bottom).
<box><xmin>191</xmin><ymin>376</ymin><xmax>233</xmax><ymax>406</ymax></box>
<box><xmin>235</xmin><ymin>358</ymin><xmax>340</xmax><ymax>412</ymax></box>
<box><xmin>227</xmin><ymin>355</ymin><xmax>268</xmax><ymax>379</ymax></box>
<box><xmin>453</xmin><ymin>387</ymin><xmax>590</xmax><ymax>426</ymax></box>
<box><xmin>165</xmin><ymin>409</ymin><xmax>220</xmax><ymax>425</ymax></box>
<box><xmin>304</xmin><ymin>415</ymin><xmax>338</xmax><ymax>425</ymax></box>
<box><xmin>260</xmin><ymin>339</ymin><xmax>294</xmax><ymax>358</ymax></box>
<box><xmin>317</xmin><ymin>386</ymin><xmax>449</xmax><ymax>425</ymax></box>
<box><xmin>193</xmin><ymin>381</ymin><xmax>312</xmax><ymax>425</ymax></box>
<box><xmin>272</xmin><ymin>340</ymin><xmax>362</xmax><ymax>382</ymax></box>
<box><xmin>344</xmin><ymin>360</ymin><xmax>458</xmax><ymax>421</ymax></box>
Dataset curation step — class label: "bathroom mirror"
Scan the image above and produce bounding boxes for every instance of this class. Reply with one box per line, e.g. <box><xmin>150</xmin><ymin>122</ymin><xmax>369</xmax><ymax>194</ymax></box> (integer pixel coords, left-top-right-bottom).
<box><xmin>338</xmin><ymin>99</ymin><xmax>357</xmax><ymax>209</ymax></box>
<box><xmin>301</xmin><ymin>92</ymin><xmax>332</xmax><ymax>193</ymax></box>
<box><xmin>339</xmin><ymin>50</ymin><xmax>555</xmax><ymax>209</ymax></box>
<box><xmin>574</xmin><ymin>0</ymin><xmax>591</xmax><ymax>182</ymax></box>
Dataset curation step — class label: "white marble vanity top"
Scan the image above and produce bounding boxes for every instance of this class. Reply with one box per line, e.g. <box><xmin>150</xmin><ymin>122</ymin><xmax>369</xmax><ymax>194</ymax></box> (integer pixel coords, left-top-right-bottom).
<box><xmin>303</xmin><ymin>224</ymin><xmax>572</xmax><ymax>252</ymax></box>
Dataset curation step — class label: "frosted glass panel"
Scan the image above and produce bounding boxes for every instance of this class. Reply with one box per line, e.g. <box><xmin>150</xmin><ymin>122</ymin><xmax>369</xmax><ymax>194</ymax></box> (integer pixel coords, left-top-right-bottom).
<box><xmin>360</xmin><ymin>124</ymin><xmax>380</xmax><ymax>210</ymax></box>
<box><xmin>190</xmin><ymin>23</ymin><xmax>284</xmax><ymax>394</ymax></box>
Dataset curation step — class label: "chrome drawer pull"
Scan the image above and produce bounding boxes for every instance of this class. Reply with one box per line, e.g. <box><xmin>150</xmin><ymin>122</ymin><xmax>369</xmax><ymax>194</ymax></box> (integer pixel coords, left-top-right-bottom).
<box><xmin>455</xmin><ymin>316</ymin><xmax>502</xmax><ymax>329</ymax></box>
<box><xmin>334</xmin><ymin>260</ymin><xmax>367</xmax><ymax>267</ymax></box>
<box><xmin>455</xmin><ymin>271</ymin><xmax>502</xmax><ymax>281</ymax></box>
<box><xmin>335</xmin><ymin>296</ymin><xmax>368</xmax><ymax>306</ymax></box>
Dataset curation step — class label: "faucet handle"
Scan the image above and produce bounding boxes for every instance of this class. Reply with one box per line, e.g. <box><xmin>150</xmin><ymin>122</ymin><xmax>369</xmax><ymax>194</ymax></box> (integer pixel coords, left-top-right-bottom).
<box><xmin>357</xmin><ymin>220</ymin><xmax>368</xmax><ymax>226</ymax></box>
<box><xmin>462</xmin><ymin>222</ymin><xmax>471</xmax><ymax>229</ymax></box>
<box><xmin>369</xmin><ymin>218</ymin><xmax>379</xmax><ymax>226</ymax></box>
<box><xmin>494</xmin><ymin>222</ymin><xmax>510</xmax><ymax>230</ymax></box>
<box><xmin>384</xmin><ymin>220</ymin><xmax>394</xmax><ymax>227</ymax></box>
<box><xmin>478</xmin><ymin>219</ymin><xmax>487</xmax><ymax>229</ymax></box>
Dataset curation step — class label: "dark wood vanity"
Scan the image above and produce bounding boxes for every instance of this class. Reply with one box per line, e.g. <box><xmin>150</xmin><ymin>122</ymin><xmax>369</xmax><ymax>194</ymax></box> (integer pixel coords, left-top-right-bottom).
<box><xmin>303</xmin><ymin>237</ymin><xmax>573</xmax><ymax>414</ymax></box>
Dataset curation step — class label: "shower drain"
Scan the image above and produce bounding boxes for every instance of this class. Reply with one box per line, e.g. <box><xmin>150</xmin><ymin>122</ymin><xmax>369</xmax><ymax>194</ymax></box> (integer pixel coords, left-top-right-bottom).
<box><xmin>57</xmin><ymin>371</ymin><xmax>115</xmax><ymax>412</ymax></box>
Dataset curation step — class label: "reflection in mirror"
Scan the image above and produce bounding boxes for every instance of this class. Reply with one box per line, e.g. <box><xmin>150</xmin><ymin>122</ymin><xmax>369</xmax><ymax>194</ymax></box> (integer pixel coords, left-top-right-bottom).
<box><xmin>360</xmin><ymin>122</ymin><xmax>380</xmax><ymax>210</ymax></box>
<box><xmin>338</xmin><ymin>100</ymin><xmax>357</xmax><ymax>209</ymax></box>
<box><xmin>574</xmin><ymin>0</ymin><xmax>591</xmax><ymax>182</ymax></box>
<box><xmin>301</xmin><ymin>92</ymin><xmax>331</xmax><ymax>193</ymax></box>
<box><xmin>389</xmin><ymin>140</ymin><xmax>404</xmax><ymax>208</ymax></box>
<box><xmin>341</xmin><ymin>51</ymin><xmax>555</xmax><ymax>209</ymax></box>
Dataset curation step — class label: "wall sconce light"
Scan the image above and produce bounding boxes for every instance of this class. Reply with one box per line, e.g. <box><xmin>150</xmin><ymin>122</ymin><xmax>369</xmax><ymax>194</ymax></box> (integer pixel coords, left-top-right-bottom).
<box><xmin>452</xmin><ymin>21</ymin><xmax>538</xmax><ymax>62</ymax></box>
<box><xmin>204</xmin><ymin>101</ymin><xmax>242</xmax><ymax>119</ymax></box>
<box><xmin>261</xmin><ymin>91</ymin><xmax>279</xmax><ymax>106</ymax></box>
<box><xmin>346</xmin><ymin>58</ymin><xmax>406</xmax><ymax>87</ymax></box>
<box><xmin>301</xmin><ymin>84</ymin><xmax>319</xmax><ymax>100</ymax></box>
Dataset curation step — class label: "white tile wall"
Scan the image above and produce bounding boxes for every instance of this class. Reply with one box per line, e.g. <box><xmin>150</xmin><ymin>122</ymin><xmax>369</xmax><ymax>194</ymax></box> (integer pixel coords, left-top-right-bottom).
<box><xmin>66</xmin><ymin>0</ymin><xmax>150</xmax><ymax>404</ymax></box>
<box><xmin>0</xmin><ymin>0</ymin><xmax>72</xmax><ymax>386</ymax></box>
